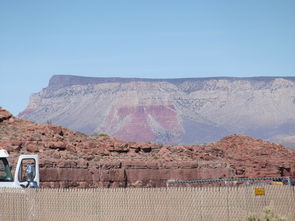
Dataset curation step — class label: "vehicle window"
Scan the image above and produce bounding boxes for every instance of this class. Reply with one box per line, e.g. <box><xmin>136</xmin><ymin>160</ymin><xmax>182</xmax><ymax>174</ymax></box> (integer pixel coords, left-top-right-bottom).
<box><xmin>0</xmin><ymin>160</ymin><xmax>6</xmax><ymax>176</ymax></box>
<box><xmin>0</xmin><ymin>158</ymin><xmax>13</xmax><ymax>181</ymax></box>
<box><xmin>18</xmin><ymin>159</ymin><xmax>36</xmax><ymax>182</ymax></box>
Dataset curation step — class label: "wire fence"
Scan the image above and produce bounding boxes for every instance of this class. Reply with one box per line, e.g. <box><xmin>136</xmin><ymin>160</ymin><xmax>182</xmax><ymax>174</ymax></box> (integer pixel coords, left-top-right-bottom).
<box><xmin>167</xmin><ymin>176</ymin><xmax>293</xmax><ymax>187</ymax></box>
<box><xmin>0</xmin><ymin>185</ymin><xmax>294</xmax><ymax>221</ymax></box>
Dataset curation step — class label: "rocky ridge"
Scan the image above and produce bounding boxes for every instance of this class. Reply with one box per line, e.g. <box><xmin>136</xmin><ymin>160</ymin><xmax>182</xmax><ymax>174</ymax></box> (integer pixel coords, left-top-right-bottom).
<box><xmin>2</xmin><ymin>108</ymin><xmax>295</xmax><ymax>188</ymax></box>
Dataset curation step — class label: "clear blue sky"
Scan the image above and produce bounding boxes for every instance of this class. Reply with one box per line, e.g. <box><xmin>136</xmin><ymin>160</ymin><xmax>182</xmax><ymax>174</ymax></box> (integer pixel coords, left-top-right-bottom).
<box><xmin>1</xmin><ymin>0</ymin><xmax>295</xmax><ymax>115</ymax></box>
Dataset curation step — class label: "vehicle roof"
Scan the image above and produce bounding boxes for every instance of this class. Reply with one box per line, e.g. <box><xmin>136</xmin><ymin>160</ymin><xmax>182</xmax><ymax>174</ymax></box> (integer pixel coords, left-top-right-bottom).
<box><xmin>0</xmin><ymin>149</ymin><xmax>9</xmax><ymax>158</ymax></box>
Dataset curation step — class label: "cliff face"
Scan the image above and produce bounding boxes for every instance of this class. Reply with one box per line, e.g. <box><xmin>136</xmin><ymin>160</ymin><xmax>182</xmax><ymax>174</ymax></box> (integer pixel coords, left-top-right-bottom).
<box><xmin>2</xmin><ymin>108</ymin><xmax>295</xmax><ymax>188</ymax></box>
<box><xmin>19</xmin><ymin>75</ymin><xmax>295</xmax><ymax>147</ymax></box>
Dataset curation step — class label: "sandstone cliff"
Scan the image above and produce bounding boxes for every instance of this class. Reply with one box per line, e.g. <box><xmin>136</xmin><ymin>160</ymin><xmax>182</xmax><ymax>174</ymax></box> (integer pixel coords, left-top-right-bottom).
<box><xmin>19</xmin><ymin>75</ymin><xmax>295</xmax><ymax>147</ymax></box>
<box><xmin>2</xmin><ymin>108</ymin><xmax>295</xmax><ymax>188</ymax></box>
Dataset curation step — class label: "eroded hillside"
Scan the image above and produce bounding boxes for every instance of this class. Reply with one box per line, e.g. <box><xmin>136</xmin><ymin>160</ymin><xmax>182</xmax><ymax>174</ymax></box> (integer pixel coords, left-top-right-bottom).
<box><xmin>1</xmin><ymin>108</ymin><xmax>295</xmax><ymax>188</ymax></box>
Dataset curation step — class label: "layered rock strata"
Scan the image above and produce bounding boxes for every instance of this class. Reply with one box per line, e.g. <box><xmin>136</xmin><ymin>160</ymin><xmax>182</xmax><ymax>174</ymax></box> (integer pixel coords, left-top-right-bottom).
<box><xmin>19</xmin><ymin>75</ymin><xmax>295</xmax><ymax>148</ymax></box>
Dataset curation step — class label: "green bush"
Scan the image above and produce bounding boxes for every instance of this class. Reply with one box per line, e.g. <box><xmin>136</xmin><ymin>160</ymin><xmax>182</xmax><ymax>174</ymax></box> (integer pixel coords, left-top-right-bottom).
<box><xmin>98</xmin><ymin>133</ymin><xmax>109</xmax><ymax>137</ymax></box>
<box><xmin>92</xmin><ymin>133</ymin><xmax>109</xmax><ymax>137</ymax></box>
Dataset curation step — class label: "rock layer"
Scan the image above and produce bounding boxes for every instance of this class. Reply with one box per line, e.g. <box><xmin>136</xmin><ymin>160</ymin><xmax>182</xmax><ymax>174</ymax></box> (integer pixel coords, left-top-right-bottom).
<box><xmin>1</xmin><ymin>108</ymin><xmax>295</xmax><ymax>188</ymax></box>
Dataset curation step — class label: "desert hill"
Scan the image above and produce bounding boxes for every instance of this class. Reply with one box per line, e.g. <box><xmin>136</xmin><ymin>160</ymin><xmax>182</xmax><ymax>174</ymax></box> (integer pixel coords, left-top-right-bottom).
<box><xmin>1</xmin><ymin>108</ymin><xmax>295</xmax><ymax>188</ymax></box>
<box><xmin>19</xmin><ymin>75</ymin><xmax>295</xmax><ymax>147</ymax></box>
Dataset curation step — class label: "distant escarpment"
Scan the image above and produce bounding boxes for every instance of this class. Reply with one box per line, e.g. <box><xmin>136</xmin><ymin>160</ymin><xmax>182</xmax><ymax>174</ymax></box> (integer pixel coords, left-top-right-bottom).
<box><xmin>19</xmin><ymin>75</ymin><xmax>295</xmax><ymax>147</ymax></box>
<box><xmin>2</xmin><ymin>108</ymin><xmax>295</xmax><ymax>188</ymax></box>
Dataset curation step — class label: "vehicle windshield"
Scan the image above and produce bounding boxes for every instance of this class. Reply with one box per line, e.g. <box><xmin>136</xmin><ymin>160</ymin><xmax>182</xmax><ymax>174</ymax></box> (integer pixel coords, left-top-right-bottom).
<box><xmin>0</xmin><ymin>158</ymin><xmax>13</xmax><ymax>181</ymax></box>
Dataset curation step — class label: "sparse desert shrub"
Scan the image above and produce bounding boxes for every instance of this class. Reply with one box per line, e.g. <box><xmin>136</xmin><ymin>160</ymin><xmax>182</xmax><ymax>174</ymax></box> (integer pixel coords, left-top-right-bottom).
<box><xmin>11</xmin><ymin>126</ymin><xmax>18</xmax><ymax>131</ymax></box>
<box><xmin>91</xmin><ymin>132</ymin><xmax>109</xmax><ymax>137</ymax></box>
<box><xmin>31</xmin><ymin>134</ymin><xmax>42</xmax><ymax>141</ymax></box>
<box><xmin>9</xmin><ymin>135</ymin><xmax>17</xmax><ymax>140</ymax></box>
<box><xmin>74</xmin><ymin>131</ymin><xmax>88</xmax><ymax>138</ymax></box>
<box><xmin>246</xmin><ymin>202</ymin><xmax>288</xmax><ymax>221</ymax></box>
<box><xmin>151</xmin><ymin>153</ymin><xmax>158</xmax><ymax>160</ymax></box>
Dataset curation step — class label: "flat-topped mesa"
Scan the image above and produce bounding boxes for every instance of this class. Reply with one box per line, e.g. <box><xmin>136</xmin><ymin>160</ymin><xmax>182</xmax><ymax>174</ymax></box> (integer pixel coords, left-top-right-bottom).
<box><xmin>20</xmin><ymin>75</ymin><xmax>295</xmax><ymax>148</ymax></box>
<box><xmin>0</xmin><ymin>108</ymin><xmax>12</xmax><ymax>122</ymax></box>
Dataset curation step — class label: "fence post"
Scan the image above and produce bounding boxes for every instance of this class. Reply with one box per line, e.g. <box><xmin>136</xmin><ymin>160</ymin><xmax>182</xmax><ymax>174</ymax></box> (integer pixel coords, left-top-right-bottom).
<box><xmin>165</xmin><ymin>186</ymin><xmax>169</xmax><ymax>221</ymax></box>
<box><xmin>287</xmin><ymin>176</ymin><xmax>291</xmax><ymax>186</ymax></box>
<box><xmin>226</xmin><ymin>185</ymin><xmax>230</xmax><ymax>221</ymax></box>
<box><xmin>200</xmin><ymin>187</ymin><xmax>203</xmax><ymax>221</ymax></box>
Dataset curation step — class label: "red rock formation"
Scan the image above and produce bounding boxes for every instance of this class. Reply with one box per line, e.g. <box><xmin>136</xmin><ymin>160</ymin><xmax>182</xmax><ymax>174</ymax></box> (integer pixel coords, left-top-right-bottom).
<box><xmin>103</xmin><ymin>105</ymin><xmax>181</xmax><ymax>143</ymax></box>
<box><xmin>0</xmin><ymin>108</ymin><xmax>12</xmax><ymax>122</ymax></box>
<box><xmin>1</xmin><ymin>107</ymin><xmax>295</xmax><ymax>188</ymax></box>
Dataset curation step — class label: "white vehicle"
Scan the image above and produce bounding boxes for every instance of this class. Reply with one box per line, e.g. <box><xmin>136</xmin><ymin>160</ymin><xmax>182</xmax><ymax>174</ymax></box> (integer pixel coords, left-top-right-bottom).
<box><xmin>0</xmin><ymin>149</ymin><xmax>39</xmax><ymax>188</ymax></box>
